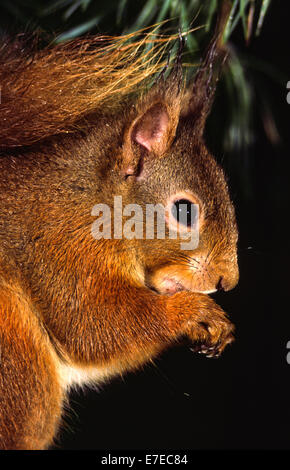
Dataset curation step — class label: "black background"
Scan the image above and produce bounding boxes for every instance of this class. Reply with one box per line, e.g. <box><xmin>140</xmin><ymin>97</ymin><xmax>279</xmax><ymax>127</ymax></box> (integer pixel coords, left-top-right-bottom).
<box><xmin>49</xmin><ymin>1</ymin><xmax>290</xmax><ymax>450</ymax></box>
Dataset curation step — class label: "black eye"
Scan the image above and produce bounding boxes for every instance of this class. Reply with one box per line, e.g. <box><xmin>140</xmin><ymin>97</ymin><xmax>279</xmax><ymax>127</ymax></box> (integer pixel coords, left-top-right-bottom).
<box><xmin>172</xmin><ymin>199</ymin><xmax>197</xmax><ymax>227</ymax></box>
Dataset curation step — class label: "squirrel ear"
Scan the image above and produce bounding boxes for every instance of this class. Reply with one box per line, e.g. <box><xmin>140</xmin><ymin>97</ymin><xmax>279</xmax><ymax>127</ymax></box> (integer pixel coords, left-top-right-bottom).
<box><xmin>132</xmin><ymin>102</ymin><xmax>171</xmax><ymax>154</ymax></box>
<box><xmin>122</xmin><ymin>81</ymin><xmax>182</xmax><ymax>176</ymax></box>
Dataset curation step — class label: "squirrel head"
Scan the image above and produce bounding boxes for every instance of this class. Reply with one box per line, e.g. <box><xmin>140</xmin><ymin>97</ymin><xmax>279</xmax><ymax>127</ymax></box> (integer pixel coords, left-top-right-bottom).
<box><xmin>90</xmin><ymin>37</ymin><xmax>239</xmax><ymax>296</ymax></box>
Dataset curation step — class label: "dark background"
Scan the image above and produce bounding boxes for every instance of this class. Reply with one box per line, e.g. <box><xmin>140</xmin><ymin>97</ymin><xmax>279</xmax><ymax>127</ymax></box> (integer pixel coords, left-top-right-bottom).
<box><xmin>1</xmin><ymin>0</ymin><xmax>290</xmax><ymax>450</ymax></box>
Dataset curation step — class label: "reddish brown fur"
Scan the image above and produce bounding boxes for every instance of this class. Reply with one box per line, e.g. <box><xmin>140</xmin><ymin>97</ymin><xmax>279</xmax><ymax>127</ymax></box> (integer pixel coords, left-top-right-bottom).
<box><xmin>0</xmin><ymin>6</ymin><xmax>238</xmax><ymax>450</ymax></box>
<box><xmin>0</xmin><ymin>28</ymin><xmax>180</xmax><ymax>148</ymax></box>
<box><xmin>0</xmin><ymin>277</ymin><xmax>63</xmax><ymax>449</ymax></box>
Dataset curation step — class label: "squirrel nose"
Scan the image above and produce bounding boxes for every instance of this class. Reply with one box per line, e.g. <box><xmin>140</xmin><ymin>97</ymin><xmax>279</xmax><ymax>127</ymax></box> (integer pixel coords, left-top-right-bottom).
<box><xmin>216</xmin><ymin>277</ymin><xmax>225</xmax><ymax>291</ymax></box>
<box><xmin>213</xmin><ymin>255</ymin><xmax>239</xmax><ymax>292</ymax></box>
<box><xmin>216</xmin><ymin>271</ymin><xmax>239</xmax><ymax>292</ymax></box>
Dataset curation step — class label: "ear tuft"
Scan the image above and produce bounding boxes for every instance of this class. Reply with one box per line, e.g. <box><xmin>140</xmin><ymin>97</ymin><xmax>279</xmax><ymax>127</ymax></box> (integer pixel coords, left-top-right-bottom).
<box><xmin>181</xmin><ymin>0</ymin><xmax>231</xmax><ymax>136</ymax></box>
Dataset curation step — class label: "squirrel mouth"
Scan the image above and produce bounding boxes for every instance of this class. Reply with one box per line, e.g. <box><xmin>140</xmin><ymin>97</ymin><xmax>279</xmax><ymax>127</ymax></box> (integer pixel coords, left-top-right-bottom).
<box><xmin>158</xmin><ymin>276</ymin><xmax>189</xmax><ymax>295</ymax></box>
<box><xmin>149</xmin><ymin>274</ymin><xmax>217</xmax><ymax>296</ymax></box>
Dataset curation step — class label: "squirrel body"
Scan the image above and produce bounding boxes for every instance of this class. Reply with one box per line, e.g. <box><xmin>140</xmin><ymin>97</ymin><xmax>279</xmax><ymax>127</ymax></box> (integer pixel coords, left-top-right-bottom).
<box><xmin>0</xmin><ymin>16</ymin><xmax>239</xmax><ymax>449</ymax></box>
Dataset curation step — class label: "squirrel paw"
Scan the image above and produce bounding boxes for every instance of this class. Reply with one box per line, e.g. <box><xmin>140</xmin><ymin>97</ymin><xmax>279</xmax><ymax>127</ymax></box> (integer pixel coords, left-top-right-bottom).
<box><xmin>191</xmin><ymin>336</ymin><xmax>233</xmax><ymax>358</ymax></box>
<box><xmin>185</xmin><ymin>300</ymin><xmax>235</xmax><ymax>358</ymax></box>
<box><xmin>168</xmin><ymin>292</ymin><xmax>235</xmax><ymax>358</ymax></box>
<box><xmin>190</xmin><ymin>320</ymin><xmax>234</xmax><ymax>358</ymax></box>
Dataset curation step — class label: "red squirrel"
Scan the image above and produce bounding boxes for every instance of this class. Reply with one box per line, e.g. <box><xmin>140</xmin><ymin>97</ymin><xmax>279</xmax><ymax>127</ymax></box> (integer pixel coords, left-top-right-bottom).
<box><xmin>0</xmin><ymin>5</ymin><xmax>238</xmax><ymax>450</ymax></box>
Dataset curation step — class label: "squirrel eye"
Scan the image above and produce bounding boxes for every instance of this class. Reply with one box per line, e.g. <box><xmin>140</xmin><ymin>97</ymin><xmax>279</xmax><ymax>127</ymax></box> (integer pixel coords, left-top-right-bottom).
<box><xmin>171</xmin><ymin>199</ymin><xmax>197</xmax><ymax>227</ymax></box>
